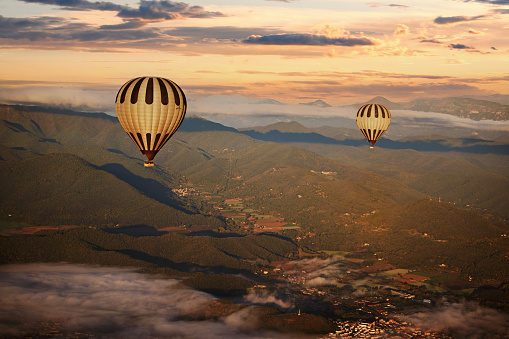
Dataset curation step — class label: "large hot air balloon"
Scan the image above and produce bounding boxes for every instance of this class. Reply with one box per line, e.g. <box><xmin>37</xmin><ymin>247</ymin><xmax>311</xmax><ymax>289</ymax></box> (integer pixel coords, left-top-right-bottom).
<box><xmin>115</xmin><ymin>76</ymin><xmax>186</xmax><ymax>167</ymax></box>
<box><xmin>356</xmin><ymin>103</ymin><xmax>391</xmax><ymax>148</ymax></box>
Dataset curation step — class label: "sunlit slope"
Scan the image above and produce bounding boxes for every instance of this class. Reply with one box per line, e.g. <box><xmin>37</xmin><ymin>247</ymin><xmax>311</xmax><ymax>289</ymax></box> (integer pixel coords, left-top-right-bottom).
<box><xmin>362</xmin><ymin>199</ymin><xmax>509</xmax><ymax>281</ymax></box>
<box><xmin>240</xmin><ymin>121</ymin><xmax>509</xmax><ymax>220</ymax></box>
<box><xmin>162</xmin><ymin>133</ymin><xmax>424</xmax><ymax>228</ymax></box>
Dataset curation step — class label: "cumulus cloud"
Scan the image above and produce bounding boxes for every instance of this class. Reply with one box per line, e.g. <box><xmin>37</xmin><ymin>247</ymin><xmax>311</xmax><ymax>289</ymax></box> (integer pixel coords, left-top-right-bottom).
<box><xmin>242</xmin><ymin>34</ymin><xmax>375</xmax><ymax>46</ymax></box>
<box><xmin>401</xmin><ymin>300</ymin><xmax>509</xmax><ymax>338</ymax></box>
<box><xmin>0</xmin><ymin>264</ymin><xmax>303</xmax><ymax>339</ymax></box>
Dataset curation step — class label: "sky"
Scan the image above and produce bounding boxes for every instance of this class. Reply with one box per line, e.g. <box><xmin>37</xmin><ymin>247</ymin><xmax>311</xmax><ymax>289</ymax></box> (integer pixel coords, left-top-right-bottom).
<box><xmin>0</xmin><ymin>0</ymin><xmax>508</xmax><ymax>112</ymax></box>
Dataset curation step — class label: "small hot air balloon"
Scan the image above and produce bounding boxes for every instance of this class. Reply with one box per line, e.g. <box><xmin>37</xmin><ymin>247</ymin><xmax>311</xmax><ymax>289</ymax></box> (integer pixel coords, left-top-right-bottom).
<box><xmin>356</xmin><ymin>103</ymin><xmax>391</xmax><ymax>148</ymax></box>
<box><xmin>115</xmin><ymin>76</ymin><xmax>186</xmax><ymax>167</ymax></box>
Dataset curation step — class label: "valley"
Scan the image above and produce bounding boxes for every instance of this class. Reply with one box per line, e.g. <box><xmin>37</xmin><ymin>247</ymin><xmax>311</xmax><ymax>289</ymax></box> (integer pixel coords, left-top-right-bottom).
<box><xmin>0</xmin><ymin>103</ymin><xmax>508</xmax><ymax>338</ymax></box>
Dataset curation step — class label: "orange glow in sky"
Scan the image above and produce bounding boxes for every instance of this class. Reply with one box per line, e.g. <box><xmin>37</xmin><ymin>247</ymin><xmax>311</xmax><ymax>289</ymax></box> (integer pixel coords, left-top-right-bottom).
<box><xmin>0</xmin><ymin>0</ymin><xmax>508</xmax><ymax>110</ymax></box>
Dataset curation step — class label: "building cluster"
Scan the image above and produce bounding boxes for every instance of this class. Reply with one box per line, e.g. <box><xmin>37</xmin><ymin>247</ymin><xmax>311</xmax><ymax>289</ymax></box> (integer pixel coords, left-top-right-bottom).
<box><xmin>171</xmin><ymin>186</ymin><xmax>197</xmax><ymax>196</ymax></box>
<box><xmin>325</xmin><ymin>319</ymin><xmax>450</xmax><ymax>338</ymax></box>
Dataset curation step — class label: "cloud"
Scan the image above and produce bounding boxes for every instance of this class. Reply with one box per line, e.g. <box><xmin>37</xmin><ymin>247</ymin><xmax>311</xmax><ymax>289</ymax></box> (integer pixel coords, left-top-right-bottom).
<box><xmin>20</xmin><ymin>0</ymin><xmax>125</xmax><ymax>11</ymax></box>
<box><xmin>0</xmin><ymin>13</ymin><xmax>186</xmax><ymax>52</ymax></box>
<box><xmin>0</xmin><ymin>84</ymin><xmax>117</xmax><ymax>113</ymax></box>
<box><xmin>0</xmin><ymin>264</ymin><xmax>303</xmax><ymax>339</ymax></box>
<box><xmin>117</xmin><ymin>0</ymin><xmax>224</xmax><ymax>21</ymax></box>
<box><xmin>367</xmin><ymin>3</ymin><xmax>410</xmax><ymax>8</ymax></box>
<box><xmin>434</xmin><ymin>15</ymin><xmax>486</xmax><ymax>25</ymax></box>
<box><xmin>463</xmin><ymin>0</ymin><xmax>509</xmax><ymax>4</ymax></box>
<box><xmin>468</xmin><ymin>28</ymin><xmax>484</xmax><ymax>34</ymax></box>
<box><xmin>401</xmin><ymin>300</ymin><xmax>509</xmax><ymax>338</ymax></box>
<box><xmin>394</xmin><ymin>24</ymin><xmax>409</xmax><ymax>36</ymax></box>
<box><xmin>420</xmin><ymin>38</ymin><xmax>442</xmax><ymax>44</ymax></box>
<box><xmin>191</xmin><ymin>93</ymin><xmax>509</xmax><ymax>133</ymax></box>
<box><xmin>100</xmin><ymin>20</ymin><xmax>148</xmax><ymax>30</ymax></box>
<box><xmin>166</xmin><ymin>26</ymin><xmax>285</xmax><ymax>41</ymax></box>
<box><xmin>20</xmin><ymin>0</ymin><xmax>224</xmax><ymax>21</ymax></box>
<box><xmin>243</xmin><ymin>289</ymin><xmax>294</xmax><ymax>309</ymax></box>
<box><xmin>243</xmin><ymin>34</ymin><xmax>375</xmax><ymax>46</ymax></box>
<box><xmin>449</xmin><ymin>43</ymin><xmax>475</xmax><ymax>49</ymax></box>
<box><xmin>281</xmin><ymin>256</ymin><xmax>348</xmax><ymax>287</ymax></box>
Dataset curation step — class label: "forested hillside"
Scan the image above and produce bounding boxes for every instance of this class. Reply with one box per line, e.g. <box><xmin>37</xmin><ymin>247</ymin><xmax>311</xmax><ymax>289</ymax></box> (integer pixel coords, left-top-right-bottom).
<box><xmin>1</xmin><ymin>103</ymin><xmax>508</xmax><ymax>285</ymax></box>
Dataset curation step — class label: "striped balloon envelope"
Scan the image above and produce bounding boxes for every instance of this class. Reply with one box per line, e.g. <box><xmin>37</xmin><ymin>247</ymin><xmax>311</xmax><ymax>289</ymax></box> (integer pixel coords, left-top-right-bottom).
<box><xmin>355</xmin><ymin>103</ymin><xmax>391</xmax><ymax>148</ymax></box>
<box><xmin>115</xmin><ymin>76</ymin><xmax>187</xmax><ymax>167</ymax></box>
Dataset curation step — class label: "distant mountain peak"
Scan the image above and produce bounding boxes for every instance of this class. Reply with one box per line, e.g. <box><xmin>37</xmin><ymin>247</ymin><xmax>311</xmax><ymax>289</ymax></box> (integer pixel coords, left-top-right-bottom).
<box><xmin>299</xmin><ymin>100</ymin><xmax>332</xmax><ymax>108</ymax></box>
<box><xmin>255</xmin><ymin>99</ymin><xmax>286</xmax><ymax>105</ymax></box>
<box><xmin>364</xmin><ymin>96</ymin><xmax>395</xmax><ymax>105</ymax></box>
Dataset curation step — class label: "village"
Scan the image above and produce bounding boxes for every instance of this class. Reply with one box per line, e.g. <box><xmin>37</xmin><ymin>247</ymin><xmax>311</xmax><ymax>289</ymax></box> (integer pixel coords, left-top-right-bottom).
<box><xmin>264</xmin><ymin>259</ymin><xmax>452</xmax><ymax>338</ymax></box>
<box><xmin>172</xmin><ymin>182</ymin><xmax>473</xmax><ymax>338</ymax></box>
<box><xmin>172</xmin><ymin>183</ymin><xmax>303</xmax><ymax>234</ymax></box>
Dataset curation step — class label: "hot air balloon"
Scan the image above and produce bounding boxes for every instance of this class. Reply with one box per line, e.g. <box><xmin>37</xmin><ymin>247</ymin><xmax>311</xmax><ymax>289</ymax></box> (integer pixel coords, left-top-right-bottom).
<box><xmin>115</xmin><ymin>76</ymin><xmax>186</xmax><ymax>167</ymax></box>
<box><xmin>356</xmin><ymin>103</ymin><xmax>391</xmax><ymax>148</ymax></box>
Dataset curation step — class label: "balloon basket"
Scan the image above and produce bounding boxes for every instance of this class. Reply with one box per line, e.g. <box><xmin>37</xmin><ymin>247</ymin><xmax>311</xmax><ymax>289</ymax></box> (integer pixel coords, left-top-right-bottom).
<box><xmin>144</xmin><ymin>161</ymin><xmax>154</xmax><ymax>167</ymax></box>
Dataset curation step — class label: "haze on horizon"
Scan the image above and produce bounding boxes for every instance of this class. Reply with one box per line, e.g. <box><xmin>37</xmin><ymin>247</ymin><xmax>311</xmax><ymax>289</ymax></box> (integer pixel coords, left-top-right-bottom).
<box><xmin>0</xmin><ymin>0</ymin><xmax>508</xmax><ymax>113</ymax></box>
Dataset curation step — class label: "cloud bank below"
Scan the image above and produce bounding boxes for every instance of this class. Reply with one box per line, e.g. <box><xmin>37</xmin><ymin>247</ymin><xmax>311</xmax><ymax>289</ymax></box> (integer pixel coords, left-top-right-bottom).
<box><xmin>0</xmin><ymin>263</ymin><xmax>304</xmax><ymax>339</ymax></box>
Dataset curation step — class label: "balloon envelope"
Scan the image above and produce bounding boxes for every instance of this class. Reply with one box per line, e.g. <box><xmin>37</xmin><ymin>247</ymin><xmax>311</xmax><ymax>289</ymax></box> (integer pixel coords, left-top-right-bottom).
<box><xmin>115</xmin><ymin>76</ymin><xmax>186</xmax><ymax>166</ymax></box>
<box><xmin>356</xmin><ymin>103</ymin><xmax>391</xmax><ymax>148</ymax></box>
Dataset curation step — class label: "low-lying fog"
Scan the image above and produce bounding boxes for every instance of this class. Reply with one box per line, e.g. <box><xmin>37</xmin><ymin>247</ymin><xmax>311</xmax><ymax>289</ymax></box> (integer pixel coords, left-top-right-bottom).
<box><xmin>1</xmin><ymin>261</ymin><xmax>508</xmax><ymax>338</ymax></box>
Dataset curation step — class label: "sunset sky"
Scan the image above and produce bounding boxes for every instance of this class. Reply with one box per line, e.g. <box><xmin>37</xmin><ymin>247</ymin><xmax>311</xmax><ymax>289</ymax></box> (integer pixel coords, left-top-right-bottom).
<box><xmin>0</xmin><ymin>0</ymin><xmax>508</xmax><ymax>111</ymax></box>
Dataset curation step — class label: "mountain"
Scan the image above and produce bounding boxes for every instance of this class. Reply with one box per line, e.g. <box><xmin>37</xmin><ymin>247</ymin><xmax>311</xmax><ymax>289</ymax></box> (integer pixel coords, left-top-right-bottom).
<box><xmin>347</xmin><ymin>96</ymin><xmax>509</xmax><ymax>121</ymax></box>
<box><xmin>238</xmin><ymin>121</ymin><xmax>345</xmax><ymax>145</ymax></box>
<box><xmin>362</xmin><ymin>96</ymin><xmax>401</xmax><ymax>110</ymax></box>
<box><xmin>1</xmin><ymin>103</ymin><xmax>509</xmax><ymax>285</ymax></box>
<box><xmin>0</xmin><ymin>104</ymin><xmax>225</xmax><ymax>228</ymax></box>
<box><xmin>0</xmin><ymin>151</ymin><xmax>223</xmax><ymax>227</ymax></box>
<box><xmin>256</xmin><ymin>98</ymin><xmax>286</xmax><ymax>105</ymax></box>
<box><xmin>299</xmin><ymin>100</ymin><xmax>332</xmax><ymax>108</ymax></box>
<box><xmin>0</xmin><ymin>226</ymin><xmax>296</xmax><ymax>281</ymax></box>
<box><xmin>247</xmin><ymin>122</ymin><xmax>509</xmax><ymax>220</ymax></box>
<box><xmin>360</xmin><ymin>199</ymin><xmax>509</xmax><ymax>281</ymax></box>
<box><xmin>461</xmin><ymin>94</ymin><xmax>509</xmax><ymax>105</ymax></box>
<box><xmin>239</xmin><ymin>121</ymin><xmax>319</xmax><ymax>134</ymax></box>
<box><xmin>400</xmin><ymin>97</ymin><xmax>509</xmax><ymax>121</ymax></box>
<box><xmin>0</xmin><ymin>104</ymin><xmax>425</xmax><ymax>230</ymax></box>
